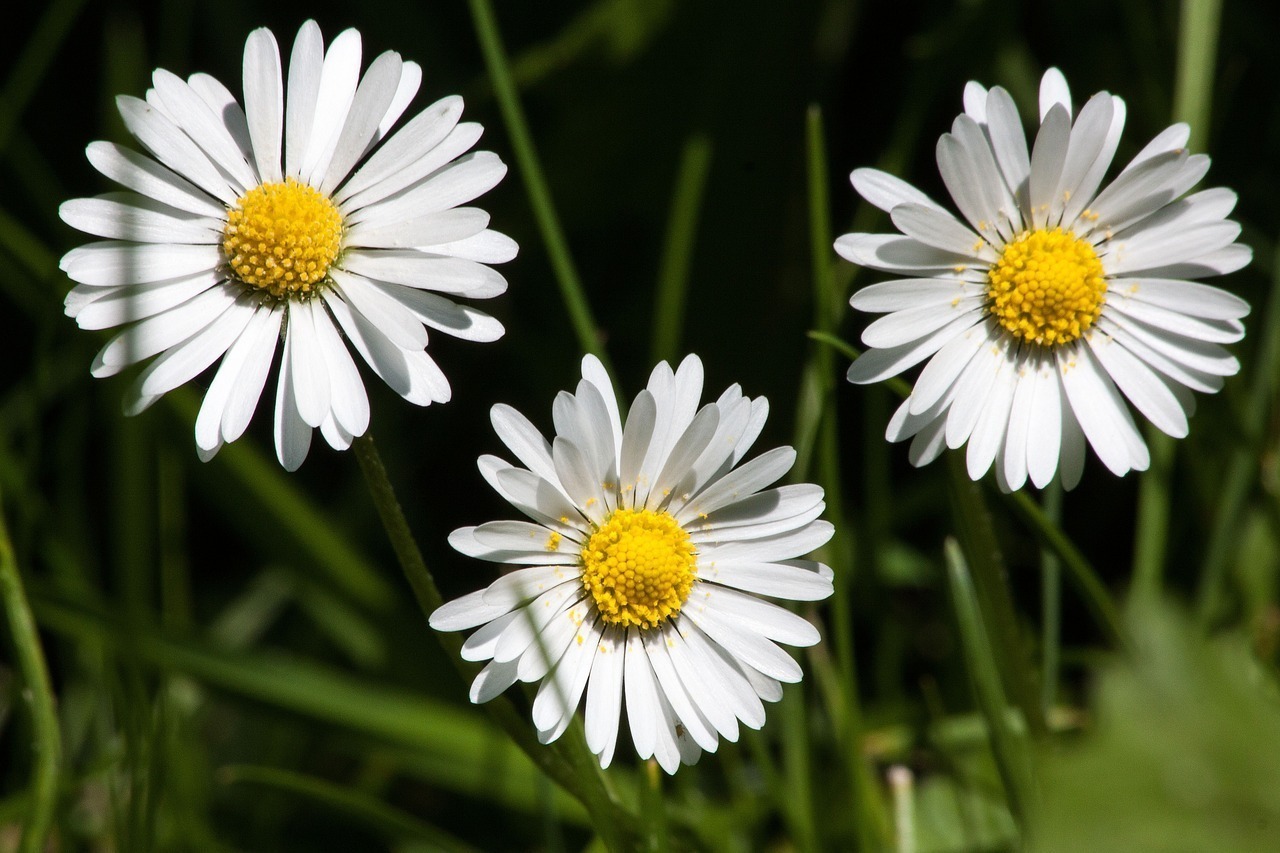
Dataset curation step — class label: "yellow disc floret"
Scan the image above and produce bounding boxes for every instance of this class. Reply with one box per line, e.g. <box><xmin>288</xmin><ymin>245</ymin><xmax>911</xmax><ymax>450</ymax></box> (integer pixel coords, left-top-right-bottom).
<box><xmin>223</xmin><ymin>179</ymin><xmax>343</xmax><ymax>298</ymax></box>
<box><xmin>986</xmin><ymin>228</ymin><xmax>1107</xmax><ymax>346</ymax></box>
<box><xmin>580</xmin><ymin>508</ymin><xmax>697</xmax><ymax>630</ymax></box>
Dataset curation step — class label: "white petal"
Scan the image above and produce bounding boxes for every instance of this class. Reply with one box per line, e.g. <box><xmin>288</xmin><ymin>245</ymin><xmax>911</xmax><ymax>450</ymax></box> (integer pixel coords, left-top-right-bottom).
<box><xmin>301</xmin><ymin>28</ymin><xmax>362</xmax><ymax>182</ymax></box>
<box><xmin>1111</xmin><ymin>277</ymin><xmax>1249</xmax><ymax>321</ymax></box>
<box><xmin>329</xmin><ymin>268</ymin><xmax>428</xmax><ymax>350</ymax></box>
<box><xmin>345</xmin><ymin>206</ymin><xmax>490</xmax><ymax>250</ymax></box>
<box><xmin>284</xmin><ymin>21</ymin><xmax>324</xmax><ymax>178</ymax></box>
<box><xmin>490</xmin><ymin>403</ymin><xmax>560</xmax><ymax>486</ymax></box>
<box><xmin>889</xmin><ymin>203</ymin><xmax>993</xmax><ymax>259</ymax></box>
<box><xmin>60</xmin><ymin>194</ymin><xmax>222</xmax><ymax>243</ymax></box>
<box><xmin>964</xmin><ymin>347</ymin><xmax>1020</xmax><ymax>480</ymax></box>
<box><xmin>846</xmin><ymin>311</ymin><xmax>983</xmax><ymax>384</ymax></box>
<box><xmin>60</xmin><ymin>241</ymin><xmax>221</xmax><ymax>287</ymax></box>
<box><xmin>85</xmin><ymin>141</ymin><xmax>224</xmax><ymax>217</ymax></box>
<box><xmin>1039</xmin><ymin>68</ymin><xmax>1072</xmax><ymax>120</ymax></box>
<box><xmin>470</xmin><ymin>659</ymin><xmax>520</xmax><ymax>704</ymax></box>
<box><xmin>429</xmin><ymin>587</ymin><xmax>512</xmax><ymax>631</ymax></box>
<box><xmin>221</xmin><ymin>303</ymin><xmax>285</xmax><ymax>442</ymax></box>
<box><xmin>851</xmin><ymin>168</ymin><xmax>946</xmax><ymax>214</ymax></box>
<box><xmin>346</xmin><ymin>151</ymin><xmax>506</xmax><ymax>227</ymax></box>
<box><xmin>910</xmin><ymin>318</ymin><xmax>999</xmax><ymax>415</ymax></box>
<box><xmin>70</xmin><ymin>271</ymin><xmax>221</xmax><ymax>330</ymax></box>
<box><xmin>152</xmin><ymin>68</ymin><xmax>257</xmax><ymax>192</ymax></box>
<box><xmin>1026</xmin><ymin>358</ymin><xmax>1064</xmax><ymax>489</ymax></box>
<box><xmin>1103</xmin><ymin>221</ymin><xmax>1242</xmax><ymax>278</ymax></box>
<box><xmin>700</xmin><ymin>520</ymin><xmax>833</xmax><ymax>564</ymax></box>
<box><xmin>341</xmin><ymin>250</ymin><xmax>507</xmax><ymax>298</ymax></box>
<box><xmin>834</xmin><ymin>233</ymin><xmax>980</xmax><ymax>276</ymax></box>
<box><xmin>679</xmin><ymin>446</ymin><xmax>795</xmax><ymax>518</ymax></box>
<box><xmin>697</xmin><ymin>560</ymin><xmax>833</xmax><ymax>601</ymax></box>
<box><xmin>92</xmin><ymin>282</ymin><xmax>239</xmax><ymax>374</ymax></box>
<box><xmin>1088</xmin><ymin>331</ymin><xmax>1188</xmax><ymax>438</ymax></box>
<box><xmin>285</xmin><ymin>300</ymin><xmax>331</xmax><ymax>428</ymax></box>
<box><xmin>584</xmin><ymin>625</ymin><xmax>626</xmax><ymax>765</ymax></box>
<box><xmin>312</xmin><ymin>301</ymin><xmax>370</xmax><ymax>437</ymax></box>
<box><xmin>861</xmin><ymin>298</ymin><xmax>984</xmax><ymax>349</ymax></box>
<box><xmin>318</xmin><ymin>50</ymin><xmax>403</xmax><ymax>193</ymax></box>
<box><xmin>334</xmin><ymin>95</ymin><xmax>464</xmax><ymax>204</ymax></box>
<box><xmin>194</xmin><ymin>303</ymin><xmax>279</xmax><ymax>451</ymax></box>
<box><xmin>272</xmin><ymin>332</ymin><xmax>313</xmax><ymax>471</ymax></box>
<box><xmin>482</xmin><ymin>564</ymin><xmax>580</xmax><ymax>609</ymax></box>
<box><xmin>242</xmin><ymin>28</ymin><xmax>283</xmax><ymax>184</ymax></box>
<box><xmin>115</xmin><ymin>95</ymin><xmax>237</xmax><ymax>204</ymax></box>
<box><xmin>1057</xmin><ymin>344</ymin><xmax>1148</xmax><ymax>476</ymax></box>
<box><xmin>130</xmin><ymin>297</ymin><xmax>256</xmax><ymax>402</ymax></box>
<box><xmin>1028</xmin><ymin>105</ymin><xmax>1072</xmax><ymax>230</ymax></box>
<box><xmin>362</xmin><ymin>281</ymin><xmax>504</xmax><ymax>342</ymax></box>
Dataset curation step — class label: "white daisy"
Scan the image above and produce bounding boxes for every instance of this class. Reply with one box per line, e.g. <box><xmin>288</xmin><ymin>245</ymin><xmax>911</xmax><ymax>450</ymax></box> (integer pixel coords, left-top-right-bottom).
<box><xmin>836</xmin><ymin>68</ymin><xmax>1251</xmax><ymax>490</ymax></box>
<box><xmin>429</xmin><ymin>354</ymin><xmax>834</xmax><ymax>773</ymax></box>
<box><xmin>59</xmin><ymin>21</ymin><xmax>514</xmax><ymax>470</ymax></box>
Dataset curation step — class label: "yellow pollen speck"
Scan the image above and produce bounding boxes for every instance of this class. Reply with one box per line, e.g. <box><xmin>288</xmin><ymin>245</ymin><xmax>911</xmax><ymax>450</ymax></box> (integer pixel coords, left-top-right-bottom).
<box><xmin>223</xmin><ymin>178</ymin><xmax>342</xmax><ymax>299</ymax></box>
<box><xmin>986</xmin><ymin>228</ymin><xmax>1107</xmax><ymax>347</ymax></box>
<box><xmin>545</xmin><ymin>532</ymin><xmax>562</xmax><ymax>552</ymax></box>
<box><xmin>579</xmin><ymin>507</ymin><xmax>697</xmax><ymax>631</ymax></box>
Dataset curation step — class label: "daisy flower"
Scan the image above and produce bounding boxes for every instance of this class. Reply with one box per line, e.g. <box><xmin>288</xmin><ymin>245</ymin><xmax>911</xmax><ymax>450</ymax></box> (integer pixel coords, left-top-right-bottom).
<box><xmin>429</xmin><ymin>355</ymin><xmax>834</xmax><ymax>773</ymax></box>
<box><xmin>60</xmin><ymin>21</ymin><xmax>514</xmax><ymax>470</ymax></box>
<box><xmin>836</xmin><ymin>68</ymin><xmax>1250</xmax><ymax>490</ymax></box>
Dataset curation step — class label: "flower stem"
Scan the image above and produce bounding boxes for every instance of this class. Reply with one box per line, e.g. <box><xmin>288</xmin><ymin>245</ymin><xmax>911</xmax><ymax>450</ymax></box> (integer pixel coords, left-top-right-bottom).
<box><xmin>466</xmin><ymin>0</ymin><xmax>612</xmax><ymax>374</ymax></box>
<box><xmin>350</xmin><ymin>433</ymin><xmax>637</xmax><ymax>851</ymax></box>
<box><xmin>0</xmin><ymin>488</ymin><xmax>62</xmax><ymax>853</ymax></box>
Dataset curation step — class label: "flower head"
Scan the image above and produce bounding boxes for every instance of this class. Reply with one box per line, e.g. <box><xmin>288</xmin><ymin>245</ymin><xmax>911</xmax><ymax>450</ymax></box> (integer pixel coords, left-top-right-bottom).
<box><xmin>429</xmin><ymin>355</ymin><xmax>834</xmax><ymax>773</ymax></box>
<box><xmin>60</xmin><ymin>21</ymin><xmax>514</xmax><ymax>470</ymax></box>
<box><xmin>836</xmin><ymin>68</ymin><xmax>1250</xmax><ymax>490</ymax></box>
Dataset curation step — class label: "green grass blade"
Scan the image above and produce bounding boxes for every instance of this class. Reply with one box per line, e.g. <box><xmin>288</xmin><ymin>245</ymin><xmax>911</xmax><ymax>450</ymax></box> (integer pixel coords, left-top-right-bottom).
<box><xmin>220</xmin><ymin>764</ymin><xmax>482</xmax><ymax>852</ymax></box>
<box><xmin>942</xmin><ymin>539</ymin><xmax>1034</xmax><ymax>827</ymax></box>
<box><xmin>0</xmin><ymin>486</ymin><xmax>62</xmax><ymax>853</ymax></box>
<box><xmin>650</xmin><ymin>132</ymin><xmax>713</xmax><ymax>364</ymax></box>
<box><xmin>467</xmin><ymin>0</ymin><xmax>612</xmax><ymax>373</ymax></box>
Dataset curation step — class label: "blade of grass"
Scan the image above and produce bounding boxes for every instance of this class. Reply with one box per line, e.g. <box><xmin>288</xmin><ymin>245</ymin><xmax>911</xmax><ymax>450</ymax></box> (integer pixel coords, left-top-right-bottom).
<box><xmin>1133</xmin><ymin>0</ymin><xmax>1223</xmax><ymax>604</ymax></box>
<box><xmin>0</xmin><ymin>487</ymin><xmax>62</xmax><ymax>853</ymax></box>
<box><xmin>220</xmin><ymin>764</ymin><xmax>482</xmax><ymax>853</ymax></box>
<box><xmin>29</xmin><ymin>588</ymin><xmax>585</xmax><ymax>823</ymax></box>
<box><xmin>650</xmin><ymin>132</ymin><xmax>713</xmax><ymax>364</ymax></box>
<box><xmin>467</xmin><ymin>0</ymin><xmax>612</xmax><ymax>373</ymax></box>
<box><xmin>1039</xmin><ymin>481</ymin><xmax>1063</xmax><ymax>715</ymax></box>
<box><xmin>1197</xmin><ymin>235</ymin><xmax>1280</xmax><ymax>624</ymax></box>
<box><xmin>942</xmin><ymin>538</ymin><xmax>1033</xmax><ymax>828</ymax></box>
<box><xmin>946</xmin><ymin>457</ymin><xmax>1045</xmax><ymax>739</ymax></box>
<box><xmin>794</xmin><ymin>106</ymin><xmax>890</xmax><ymax>848</ymax></box>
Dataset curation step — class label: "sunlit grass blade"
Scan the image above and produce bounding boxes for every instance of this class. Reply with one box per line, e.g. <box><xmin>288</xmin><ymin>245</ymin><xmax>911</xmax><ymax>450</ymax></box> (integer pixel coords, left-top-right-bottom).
<box><xmin>220</xmin><ymin>764</ymin><xmax>482</xmax><ymax>852</ymax></box>
<box><xmin>942</xmin><ymin>539</ymin><xmax>1034</xmax><ymax>827</ymax></box>
<box><xmin>467</xmin><ymin>0</ymin><xmax>612</xmax><ymax>373</ymax></box>
<box><xmin>650</xmin><ymin>132</ymin><xmax>713</xmax><ymax>365</ymax></box>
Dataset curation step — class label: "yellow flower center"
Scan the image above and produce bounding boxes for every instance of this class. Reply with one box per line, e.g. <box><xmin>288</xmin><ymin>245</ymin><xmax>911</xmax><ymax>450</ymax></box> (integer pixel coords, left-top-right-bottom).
<box><xmin>580</xmin><ymin>508</ymin><xmax>697</xmax><ymax>630</ymax></box>
<box><xmin>222</xmin><ymin>179</ymin><xmax>343</xmax><ymax>298</ymax></box>
<box><xmin>986</xmin><ymin>228</ymin><xmax>1107</xmax><ymax>346</ymax></box>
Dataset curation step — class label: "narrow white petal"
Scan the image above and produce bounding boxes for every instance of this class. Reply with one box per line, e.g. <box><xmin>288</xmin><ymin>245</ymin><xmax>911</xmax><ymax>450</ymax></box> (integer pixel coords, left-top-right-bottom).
<box><xmin>311</xmin><ymin>302</ymin><xmax>370</xmax><ymax>437</ymax></box>
<box><xmin>429</xmin><ymin>588</ymin><xmax>513</xmax><ymax>632</ymax></box>
<box><xmin>490</xmin><ymin>403</ymin><xmax>560</xmax><ymax>485</ymax></box>
<box><xmin>482</xmin><ymin>564</ymin><xmax>580</xmax><ymax>609</ymax></box>
<box><xmin>318</xmin><ymin>50</ymin><xmax>403</xmax><ymax>194</ymax></box>
<box><xmin>70</xmin><ymin>271</ymin><xmax>221</xmax><ymax>330</ymax></box>
<box><xmin>85</xmin><ymin>141</ymin><xmax>224</xmax><ymax>217</ymax></box>
<box><xmin>285</xmin><ymin>300</ymin><xmax>331</xmax><ymax>428</ymax></box>
<box><xmin>334</xmin><ymin>95</ymin><xmax>464</xmax><ymax>204</ymax></box>
<box><xmin>131</xmin><ymin>297</ymin><xmax>256</xmax><ymax>401</ymax></box>
<box><xmin>862</xmin><ymin>298</ymin><xmax>984</xmax><ymax>349</ymax></box>
<box><xmin>152</xmin><ymin>68</ymin><xmax>257</xmax><ymax>191</ymax></box>
<box><xmin>301</xmin><ymin>28</ymin><xmax>362</xmax><ymax>182</ymax></box>
<box><xmin>93</xmin><ymin>282</ymin><xmax>239</xmax><ymax>374</ymax></box>
<box><xmin>964</xmin><ymin>347</ymin><xmax>1019</xmax><ymax>480</ymax></box>
<box><xmin>1057</xmin><ymin>344</ymin><xmax>1148</xmax><ymax>476</ymax></box>
<box><xmin>341</xmin><ymin>250</ymin><xmax>507</xmax><ymax>297</ymax></box>
<box><xmin>115</xmin><ymin>95</ymin><xmax>237</xmax><ymax>204</ymax></box>
<box><xmin>362</xmin><ymin>281</ymin><xmax>504</xmax><ymax>342</ymax></box>
<box><xmin>272</xmin><ymin>334</ymin><xmax>313</xmax><ymax>471</ymax></box>
<box><xmin>846</xmin><ymin>312</ymin><xmax>983</xmax><ymax>384</ymax></box>
<box><xmin>470</xmin><ymin>659</ymin><xmax>519</xmax><ymax>703</ymax></box>
<box><xmin>584</xmin><ymin>626</ymin><xmax>626</xmax><ymax>765</ymax></box>
<box><xmin>1028</xmin><ymin>105</ymin><xmax>1072</xmax><ymax>230</ymax></box>
<box><xmin>834</xmin><ymin>233</ymin><xmax>981</xmax><ymax>276</ymax></box>
<box><xmin>284</xmin><ymin>21</ymin><xmax>324</xmax><ymax>178</ymax></box>
<box><xmin>1026</xmin><ymin>358</ymin><xmax>1064</xmax><ymax>489</ymax></box>
<box><xmin>346</xmin><ymin>152</ymin><xmax>507</xmax><ymax>227</ymax></box>
<box><xmin>678</xmin><ymin>446</ymin><xmax>795</xmax><ymax>518</ymax></box>
<box><xmin>910</xmin><ymin>318</ymin><xmax>999</xmax><ymax>414</ymax></box>
<box><xmin>697</xmin><ymin>560</ymin><xmax>833</xmax><ymax>601</ymax></box>
<box><xmin>1087</xmin><ymin>331</ymin><xmax>1188</xmax><ymax>438</ymax></box>
<box><xmin>60</xmin><ymin>241</ymin><xmax>221</xmax><ymax>287</ymax></box>
<box><xmin>61</xmin><ymin>194</ymin><xmax>222</xmax><ymax>243</ymax></box>
<box><xmin>1039</xmin><ymin>68</ymin><xmax>1072</xmax><ymax>121</ymax></box>
<box><xmin>221</xmin><ymin>304</ymin><xmax>285</xmax><ymax>442</ymax></box>
<box><xmin>329</xmin><ymin>268</ymin><xmax>428</xmax><ymax>350</ymax></box>
<box><xmin>194</xmin><ymin>303</ymin><xmax>278</xmax><ymax>452</ymax></box>
<box><xmin>1111</xmin><ymin>277</ymin><xmax>1249</xmax><ymax>321</ymax></box>
<box><xmin>345</xmin><ymin>206</ymin><xmax>490</xmax><ymax>250</ymax></box>
<box><xmin>242</xmin><ymin>27</ymin><xmax>284</xmax><ymax>183</ymax></box>
<box><xmin>851</xmin><ymin>168</ymin><xmax>946</xmax><ymax>214</ymax></box>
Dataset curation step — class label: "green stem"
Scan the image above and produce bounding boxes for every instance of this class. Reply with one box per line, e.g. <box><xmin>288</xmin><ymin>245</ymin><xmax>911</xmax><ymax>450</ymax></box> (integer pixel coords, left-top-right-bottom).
<box><xmin>350</xmin><ymin>434</ymin><xmax>636</xmax><ymax>851</ymax></box>
<box><xmin>1039</xmin><ymin>482</ymin><xmax>1062</xmax><ymax>714</ymax></box>
<box><xmin>650</xmin><ymin>132</ymin><xmax>713</xmax><ymax>365</ymax></box>
<box><xmin>467</xmin><ymin>0</ymin><xmax>611</xmax><ymax>372</ymax></box>
<box><xmin>0</xmin><ymin>489</ymin><xmax>62</xmax><ymax>853</ymax></box>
